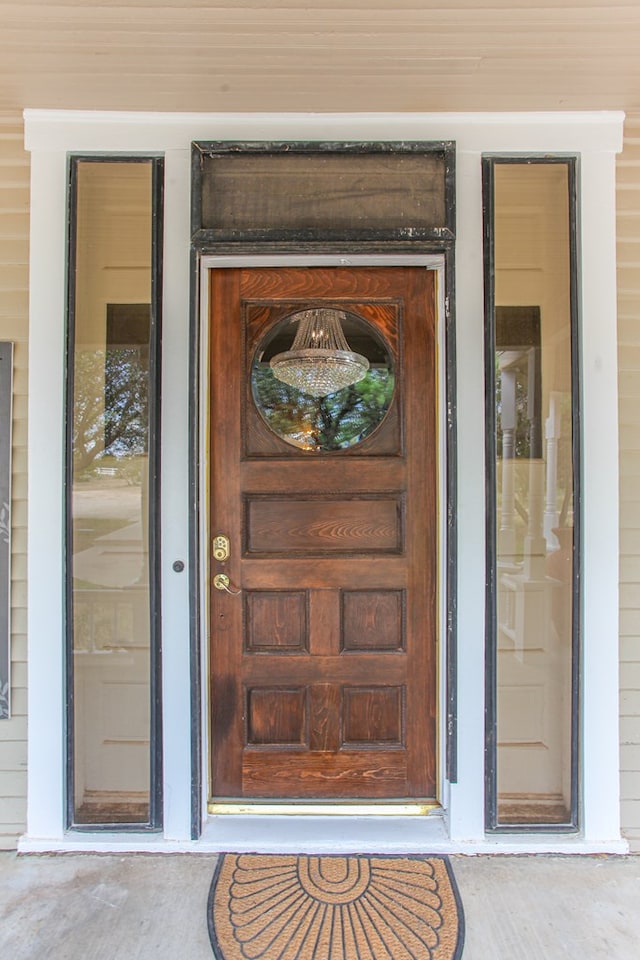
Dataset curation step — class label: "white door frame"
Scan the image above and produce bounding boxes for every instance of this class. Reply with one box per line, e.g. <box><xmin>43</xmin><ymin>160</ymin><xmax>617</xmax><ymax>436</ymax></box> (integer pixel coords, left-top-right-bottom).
<box><xmin>198</xmin><ymin>253</ymin><xmax>448</xmax><ymax>828</ymax></box>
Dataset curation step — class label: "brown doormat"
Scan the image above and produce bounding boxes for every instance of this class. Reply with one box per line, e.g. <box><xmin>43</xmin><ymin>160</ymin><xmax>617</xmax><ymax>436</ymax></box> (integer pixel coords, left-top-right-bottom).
<box><xmin>208</xmin><ymin>854</ymin><xmax>465</xmax><ymax>959</ymax></box>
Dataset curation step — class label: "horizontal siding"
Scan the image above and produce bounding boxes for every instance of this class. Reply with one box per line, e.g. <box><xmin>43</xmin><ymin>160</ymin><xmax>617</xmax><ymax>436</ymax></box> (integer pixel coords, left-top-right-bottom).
<box><xmin>618</xmin><ymin>112</ymin><xmax>640</xmax><ymax>852</ymax></box>
<box><xmin>620</xmin><ymin>715</ymin><xmax>640</xmax><ymax>742</ymax></box>
<box><xmin>0</xmin><ymin>112</ymin><xmax>28</xmax><ymax>849</ymax></box>
<box><xmin>2</xmin><ymin>2</ymin><xmax>640</xmax><ymax>114</ymax></box>
<box><xmin>620</xmin><ymin>611</ymin><xmax>640</xmax><ymax>640</ymax></box>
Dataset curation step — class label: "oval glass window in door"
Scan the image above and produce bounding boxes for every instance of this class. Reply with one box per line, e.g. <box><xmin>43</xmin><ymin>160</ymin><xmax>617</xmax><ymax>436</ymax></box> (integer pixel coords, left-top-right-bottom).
<box><xmin>251</xmin><ymin>308</ymin><xmax>395</xmax><ymax>452</ymax></box>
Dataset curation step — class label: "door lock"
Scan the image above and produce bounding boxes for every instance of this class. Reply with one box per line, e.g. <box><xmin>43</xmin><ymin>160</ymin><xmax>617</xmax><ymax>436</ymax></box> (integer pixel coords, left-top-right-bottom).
<box><xmin>213</xmin><ymin>534</ymin><xmax>230</xmax><ymax>563</ymax></box>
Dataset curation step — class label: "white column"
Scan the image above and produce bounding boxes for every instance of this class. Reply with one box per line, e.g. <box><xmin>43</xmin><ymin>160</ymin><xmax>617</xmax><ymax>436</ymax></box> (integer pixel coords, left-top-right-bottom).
<box><xmin>160</xmin><ymin>148</ymin><xmax>194</xmax><ymax>840</ymax></box>
<box><xmin>447</xmin><ymin>148</ymin><xmax>486</xmax><ymax>841</ymax></box>
<box><xmin>579</xmin><ymin>149</ymin><xmax>622</xmax><ymax>845</ymax></box>
<box><xmin>25</xmin><ymin>149</ymin><xmax>68</xmax><ymax>840</ymax></box>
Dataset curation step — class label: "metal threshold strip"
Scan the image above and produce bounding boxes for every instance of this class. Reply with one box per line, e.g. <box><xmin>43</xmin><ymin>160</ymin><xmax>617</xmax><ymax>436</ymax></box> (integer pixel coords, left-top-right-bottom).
<box><xmin>208</xmin><ymin>801</ymin><xmax>440</xmax><ymax>817</ymax></box>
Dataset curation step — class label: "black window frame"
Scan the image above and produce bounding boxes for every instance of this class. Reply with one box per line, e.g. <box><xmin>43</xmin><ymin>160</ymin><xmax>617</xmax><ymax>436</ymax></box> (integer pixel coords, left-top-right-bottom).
<box><xmin>64</xmin><ymin>154</ymin><xmax>164</xmax><ymax>832</ymax></box>
<box><xmin>189</xmin><ymin>140</ymin><xmax>459</xmax><ymax>836</ymax></box>
<box><xmin>482</xmin><ymin>155</ymin><xmax>581</xmax><ymax>834</ymax></box>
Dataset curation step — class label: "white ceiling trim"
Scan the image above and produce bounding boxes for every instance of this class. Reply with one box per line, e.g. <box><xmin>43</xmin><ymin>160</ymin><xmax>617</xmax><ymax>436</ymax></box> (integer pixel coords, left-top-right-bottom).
<box><xmin>24</xmin><ymin>109</ymin><xmax>625</xmax><ymax>155</ymax></box>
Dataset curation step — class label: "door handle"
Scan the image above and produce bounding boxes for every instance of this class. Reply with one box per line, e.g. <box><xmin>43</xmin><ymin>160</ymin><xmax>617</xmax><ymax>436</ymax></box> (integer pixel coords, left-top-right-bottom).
<box><xmin>213</xmin><ymin>573</ymin><xmax>241</xmax><ymax>596</ymax></box>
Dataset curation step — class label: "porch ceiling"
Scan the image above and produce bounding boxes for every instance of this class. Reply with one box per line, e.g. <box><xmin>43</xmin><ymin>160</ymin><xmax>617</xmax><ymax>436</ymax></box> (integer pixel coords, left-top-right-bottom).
<box><xmin>1</xmin><ymin>0</ymin><xmax>639</xmax><ymax>116</ymax></box>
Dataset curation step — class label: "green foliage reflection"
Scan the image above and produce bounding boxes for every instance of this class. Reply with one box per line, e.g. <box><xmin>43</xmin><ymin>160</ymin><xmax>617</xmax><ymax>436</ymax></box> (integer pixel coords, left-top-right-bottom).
<box><xmin>252</xmin><ymin>365</ymin><xmax>394</xmax><ymax>451</ymax></box>
<box><xmin>73</xmin><ymin>346</ymin><xmax>149</xmax><ymax>476</ymax></box>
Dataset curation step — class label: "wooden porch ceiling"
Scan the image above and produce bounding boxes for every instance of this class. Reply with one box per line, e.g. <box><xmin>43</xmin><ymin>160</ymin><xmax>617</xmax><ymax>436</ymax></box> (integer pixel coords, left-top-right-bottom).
<box><xmin>0</xmin><ymin>0</ymin><xmax>639</xmax><ymax>115</ymax></box>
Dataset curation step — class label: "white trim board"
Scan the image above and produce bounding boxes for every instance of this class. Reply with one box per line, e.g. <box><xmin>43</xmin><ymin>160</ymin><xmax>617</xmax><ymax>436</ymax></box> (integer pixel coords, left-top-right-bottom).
<box><xmin>18</xmin><ymin>820</ymin><xmax>629</xmax><ymax>856</ymax></box>
<box><xmin>24</xmin><ymin>109</ymin><xmax>624</xmax><ymax>154</ymax></box>
<box><xmin>23</xmin><ymin>110</ymin><xmax>625</xmax><ymax>852</ymax></box>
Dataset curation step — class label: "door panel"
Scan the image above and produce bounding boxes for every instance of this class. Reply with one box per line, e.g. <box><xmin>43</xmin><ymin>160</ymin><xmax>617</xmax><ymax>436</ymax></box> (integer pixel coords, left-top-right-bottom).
<box><xmin>245</xmin><ymin>496</ymin><xmax>403</xmax><ymax>555</ymax></box>
<box><xmin>209</xmin><ymin>266</ymin><xmax>437</xmax><ymax>800</ymax></box>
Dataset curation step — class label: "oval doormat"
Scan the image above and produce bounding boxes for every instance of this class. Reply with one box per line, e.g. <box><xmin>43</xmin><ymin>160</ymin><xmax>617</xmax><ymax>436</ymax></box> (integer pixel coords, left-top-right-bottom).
<box><xmin>208</xmin><ymin>854</ymin><xmax>464</xmax><ymax>959</ymax></box>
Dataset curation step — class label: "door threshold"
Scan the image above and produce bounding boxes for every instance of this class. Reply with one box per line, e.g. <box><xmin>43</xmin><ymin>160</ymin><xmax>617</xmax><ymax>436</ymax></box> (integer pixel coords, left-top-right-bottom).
<box><xmin>202</xmin><ymin>809</ymin><xmax>449</xmax><ymax>854</ymax></box>
<box><xmin>208</xmin><ymin>801</ymin><xmax>440</xmax><ymax>817</ymax></box>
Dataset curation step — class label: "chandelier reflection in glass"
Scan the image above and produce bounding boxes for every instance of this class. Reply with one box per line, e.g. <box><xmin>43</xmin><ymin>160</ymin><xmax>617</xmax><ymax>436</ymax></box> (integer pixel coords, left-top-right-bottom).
<box><xmin>270</xmin><ymin>308</ymin><xmax>369</xmax><ymax>398</ymax></box>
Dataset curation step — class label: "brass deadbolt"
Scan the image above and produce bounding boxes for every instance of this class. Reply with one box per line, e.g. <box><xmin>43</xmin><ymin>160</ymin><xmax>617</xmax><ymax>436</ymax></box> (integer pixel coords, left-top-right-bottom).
<box><xmin>213</xmin><ymin>534</ymin><xmax>230</xmax><ymax>563</ymax></box>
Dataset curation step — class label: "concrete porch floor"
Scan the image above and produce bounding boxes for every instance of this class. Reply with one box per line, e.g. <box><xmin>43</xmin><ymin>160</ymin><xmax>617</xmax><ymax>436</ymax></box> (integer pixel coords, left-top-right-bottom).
<box><xmin>0</xmin><ymin>852</ymin><xmax>638</xmax><ymax>959</ymax></box>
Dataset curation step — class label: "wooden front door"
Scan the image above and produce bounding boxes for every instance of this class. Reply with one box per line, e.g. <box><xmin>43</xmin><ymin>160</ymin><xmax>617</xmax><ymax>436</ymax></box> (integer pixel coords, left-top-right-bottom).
<box><xmin>209</xmin><ymin>266</ymin><xmax>437</xmax><ymax>801</ymax></box>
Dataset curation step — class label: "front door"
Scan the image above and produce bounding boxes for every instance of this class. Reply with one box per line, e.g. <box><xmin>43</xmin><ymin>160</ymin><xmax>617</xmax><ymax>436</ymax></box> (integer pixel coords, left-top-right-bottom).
<box><xmin>209</xmin><ymin>266</ymin><xmax>437</xmax><ymax>801</ymax></box>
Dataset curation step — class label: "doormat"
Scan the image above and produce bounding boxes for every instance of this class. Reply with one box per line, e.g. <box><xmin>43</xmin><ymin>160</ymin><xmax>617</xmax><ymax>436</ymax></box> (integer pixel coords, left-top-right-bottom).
<box><xmin>208</xmin><ymin>854</ymin><xmax>465</xmax><ymax>959</ymax></box>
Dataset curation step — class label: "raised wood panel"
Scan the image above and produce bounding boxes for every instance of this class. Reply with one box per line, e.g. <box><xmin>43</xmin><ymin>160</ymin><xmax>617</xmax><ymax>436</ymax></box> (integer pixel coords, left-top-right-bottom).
<box><xmin>342</xmin><ymin>590</ymin><xmax>404</xmax><ymax>652</ymax></box>
<box><xmin>245</xmin><ymin>497</ymin><xmax>403</xmax><ymax>556</ymax></box>
<box><xmin>197</xmin><ymin>148</ymin><xmax>449</xmax><ymax>239</ymax></box>
<box><xmin>342</xmin><ymin>686</ymin><xmax>404</xmax><ymax>746</ymax></box>
<box><xmin>245</xmin><ymin>591</ymin><xmax>308</xmax><ymax>653</ymax></box>
<box><xmin>242</xmin><ymin>752</ymin><xmax>408</xmax><ymax>799</ymax></box>
<box><xmin>246</xmin><ymin>687</ymin><xmax>308</xmax><ymax>747</ymax></box>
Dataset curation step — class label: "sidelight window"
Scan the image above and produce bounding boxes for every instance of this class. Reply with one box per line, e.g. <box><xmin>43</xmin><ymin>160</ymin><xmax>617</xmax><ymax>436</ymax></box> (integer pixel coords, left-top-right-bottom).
<box><xmin>66</xmin><ymin>158</ymin><xmax>163</xmax><ymax>828</ymax></box>
<box><xmin>484</xmin><ymin>158</ymin><xmax>579</xmax><ymax>830</ymax></box>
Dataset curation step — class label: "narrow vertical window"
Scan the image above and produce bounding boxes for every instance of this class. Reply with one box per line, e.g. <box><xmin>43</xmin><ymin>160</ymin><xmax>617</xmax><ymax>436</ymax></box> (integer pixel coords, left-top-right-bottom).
<box><xmin>67</xmin><ymin>158</ymin><xmax>163</xmax><ymax>827</ymax></box>
<box><xmin>484</xmin><ymin>158</ymin><xmax>578</xmax><ymax>829</ymax></box>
